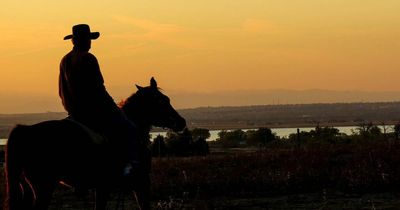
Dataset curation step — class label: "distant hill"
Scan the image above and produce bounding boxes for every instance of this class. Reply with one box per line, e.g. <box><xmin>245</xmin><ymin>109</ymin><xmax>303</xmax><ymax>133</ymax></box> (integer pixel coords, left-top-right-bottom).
<box><xmin>3</xmin><ymin>89</ymin><xmax>400</xmax><ymax>114</ymax></box>
<box><xmin>0</xmin><ymin>112</ymin><xmax>67</xmax><ymax>125</ymax></box>
<box><xmin>0</xmin><ymin>112</ymin><xmax>67</xmax><ymax>138</ymax></box>
<box><xmin>178</xmin><ymin>102</ymin><xmax>400</xmax><ymax>129</ymax></box>
<box><xmin>168</xmin><ymin>89</ymin><xmax>400</xmax><ymax>109</ymax></box>
<box><xmin>2</xmin><ymin>102</ymin><xmax>400</xmax><ymax>138</ymax></box>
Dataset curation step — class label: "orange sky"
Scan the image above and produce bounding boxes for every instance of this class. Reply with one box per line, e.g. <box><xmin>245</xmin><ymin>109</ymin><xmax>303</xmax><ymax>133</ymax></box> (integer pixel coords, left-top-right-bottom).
<box><xmin>1</xmin><ymin>1</ymin><xmax>400</xmax><ymax>113</ymax></box>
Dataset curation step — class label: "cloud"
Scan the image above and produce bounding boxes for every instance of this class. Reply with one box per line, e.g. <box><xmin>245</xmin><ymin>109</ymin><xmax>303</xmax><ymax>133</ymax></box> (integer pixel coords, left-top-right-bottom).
<box><xmin>111</xmin><ymin>15</ymin><xmax>194</xmax><ymax>49</ymax></box>
<box><xmin>107</xmin><ymin>15</ymin><xmax>285</xmax><ymax>58</ymax></box>
<box><xmin>241</xmin><ymin>18</ymin><xmax>281</xmax><ymax>34</ymax></box>
<box><xmin>0</xmin><ymin>23</ymin><xmax>64</xmax><ymax>57</ymax></box>
<box><xmin>113</xmin><ymin>16</ymin><xmax>183</xmax><ymax>34</ymax></box>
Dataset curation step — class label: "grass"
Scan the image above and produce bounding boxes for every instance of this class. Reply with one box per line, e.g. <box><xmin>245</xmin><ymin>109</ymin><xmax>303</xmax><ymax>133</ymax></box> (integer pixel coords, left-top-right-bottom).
<box><xmin>151</xmin><ymin>141</ymin><xmax>400</xmax><ymax>199</ymax></box>
<box><xmin>2</xmin><ymin>140</ymin><xmax>400</xmax><ymax>209</ymax></box>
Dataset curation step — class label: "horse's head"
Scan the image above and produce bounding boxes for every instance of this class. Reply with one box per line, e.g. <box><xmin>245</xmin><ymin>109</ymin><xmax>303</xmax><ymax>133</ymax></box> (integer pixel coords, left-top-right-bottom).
<box><xmin>122</xmin><ymin>77</ymin><xmax>186</xmax><ymax>132</ymax></box>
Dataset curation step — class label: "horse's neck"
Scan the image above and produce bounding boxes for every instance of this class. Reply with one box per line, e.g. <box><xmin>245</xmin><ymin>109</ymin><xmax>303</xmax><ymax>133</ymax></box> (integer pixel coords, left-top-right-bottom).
<box><xmin>135</xmin><ymin>124</ymin><xmax>151</xmax><ymax>144</ymax></box>
<box><xmin>121</xmin><ymin>102</ymin><xmax>151</xmax><ymax>144</ymax></box>
<box><xmin>121</xmin><ymin>93</ymin><xmax>152</xmax><ymax>142</ymax></box>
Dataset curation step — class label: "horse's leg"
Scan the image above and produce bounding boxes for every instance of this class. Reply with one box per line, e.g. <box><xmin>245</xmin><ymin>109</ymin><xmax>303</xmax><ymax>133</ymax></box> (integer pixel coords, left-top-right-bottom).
<box><xmin>133</xmin><ymin>174</ymin><xmax>151</xmax><ymax>210</ymax></box>
<box><xmin>94</xmin><ymin>188</ymin><xmax>109</xmax><ymax>210</ymax></box>
<box><xmin>5</xmin><ymin>180</ymin><xmax>24</xmax><ymax>210</ymax></box>
<box><xmin>19</xmin><ymin>177</ymin><xmax>36</xmax><ymax>210</ymax></box>
<box><xmin>134</xmin><ymin>190</ymin><xmax>150</xmax><ymax>210</ymax></box>
<box><xmin>28</xmin><ymin>177</ymin><xmax>56</xmax><ymax>210</ymax></box>
<box><xmin>5</xmin><ymin>126</ymin><xmax>27</xmax><ymax>210</ymax></box>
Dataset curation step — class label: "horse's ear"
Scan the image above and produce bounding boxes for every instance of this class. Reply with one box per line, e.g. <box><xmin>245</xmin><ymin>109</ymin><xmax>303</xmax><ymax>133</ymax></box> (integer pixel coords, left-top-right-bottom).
<box><xmin>150</xmin><ymin>77</ymin><xmax>157</xmax><ymax>88</ymax></box>
<box><xmin>136</xmin><ymin>84</ymin><xmax>144</xmax><ymax>90</ymax></box>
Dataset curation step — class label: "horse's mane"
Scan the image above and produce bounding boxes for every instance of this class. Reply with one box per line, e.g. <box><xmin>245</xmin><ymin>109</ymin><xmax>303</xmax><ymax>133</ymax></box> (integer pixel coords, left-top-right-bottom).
<box><xmin>118</xmin><ymin>92</ymin><xmax>138</xmax><ymax>110</ymax></box>
<box><xmin>118</xmin><ymin>87</ymin><xmax>164</xmax><ymax>110</ymax></box>
<box><xmin>117</xmin><ymin>99</ymin><xmax>128</xmax><ymax>109</ymax></box>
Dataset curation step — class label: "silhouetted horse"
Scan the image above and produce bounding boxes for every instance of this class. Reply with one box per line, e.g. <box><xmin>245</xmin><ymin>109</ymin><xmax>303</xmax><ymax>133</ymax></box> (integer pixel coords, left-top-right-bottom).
<box><xmin>5</xmin><ymin>78</ymin><xmax>186</xmax><ymax>210</ymax></box>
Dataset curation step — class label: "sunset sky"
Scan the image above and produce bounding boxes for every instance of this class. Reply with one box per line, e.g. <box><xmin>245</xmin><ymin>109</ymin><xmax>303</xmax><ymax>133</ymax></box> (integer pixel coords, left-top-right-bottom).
<box><xmin>1</xmin><ymin>1</ymin><xmax>400</xmax><ymax>113</ymax></box>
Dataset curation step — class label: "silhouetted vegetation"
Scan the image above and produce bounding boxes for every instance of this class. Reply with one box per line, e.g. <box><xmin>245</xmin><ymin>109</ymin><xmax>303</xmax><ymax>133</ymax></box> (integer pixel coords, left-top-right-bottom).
<box><xmin>191</xmin><ymin>128</ymin><xmax>211</xmax><ymax>140</ymax></box>
<box><xmin>3</xmin><ymin>122</ymin><xmax>400</xmax><ymax>208</ymax></box>
<box><xmin>150</xmin><ymin>121</ymin><xmax>397</xmax><ymax>158</ymax></box>
<box><xmin>213</xmin><ymin>128</ymin><xmax>277</xmax><ymax>148</ymax></box>
<box><xmin>150</xmin><ymin>140</ymin><xmax>400</xmax><ymax>206</ymax></box>
<box><xmin>150</xmin><ymin>128</ymin><xmax>210</xmax><ymax>157</ymax></box>
<box><xmin>148</xmin><ymin>122</ymin><xmax>400</xmax><ymax>206</ymax></box>
<box><xmin>246</xmin><ymin>127</ymin><xmax>276</xmax><ymax>146</ymax></box>
<box><xmin>209</xmin><ymin>122</ymin><xmax>397</xmax><ymax>150</ymax></box>
<box><xmin>215</xmin><ymin>129</ymin><xmax>247</xmax><ymax>147</ymax></box>
<box><xmin>394</xmin><ymin>123</ymin><xmax>400</xmax><ymax>140</ymax></box>
<box><xmin>150</xmin><ymin>135</ymin><xmax>167</xmax><ymax>157</ymax></box>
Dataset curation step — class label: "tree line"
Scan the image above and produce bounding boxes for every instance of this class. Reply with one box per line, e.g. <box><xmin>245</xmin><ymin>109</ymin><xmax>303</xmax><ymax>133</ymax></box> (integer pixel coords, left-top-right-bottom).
<box><xmin>209</xmin><ymin>122</ymin><xmax>400</xmax><ymax>148</ymax></box>
<box><xmin>150</xmin><ymin>128</ymin><xmax>210</xmax><ymax>157</ymax></box>
<box><xmin>149</xmin><ymin>121</ymin><xmax>400</xmax><ymax>157</ymax></box>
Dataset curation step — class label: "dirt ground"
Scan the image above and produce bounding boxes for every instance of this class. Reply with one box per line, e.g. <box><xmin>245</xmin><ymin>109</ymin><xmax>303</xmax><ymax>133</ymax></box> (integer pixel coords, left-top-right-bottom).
<box><xmin>209</xmin><ymin>193</ymin><xmax>400</xmax><ymax>210</ymax></box>
<box><xmin>2</xmin><ymin>178</ymin><xmax>400</xmax><ymax>209</ymax></box>
<box><xmin>43</xmin><ymin>191</ymin><xmax>400</xmax><ymax>209</ymax></box>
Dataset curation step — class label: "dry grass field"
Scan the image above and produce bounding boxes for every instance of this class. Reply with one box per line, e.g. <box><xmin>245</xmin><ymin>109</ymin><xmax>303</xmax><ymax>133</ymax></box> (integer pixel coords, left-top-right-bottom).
<box><xmin>2</xmin><ymin>141</ymin><xmax>400</xmax><ymax>209</ymax></box>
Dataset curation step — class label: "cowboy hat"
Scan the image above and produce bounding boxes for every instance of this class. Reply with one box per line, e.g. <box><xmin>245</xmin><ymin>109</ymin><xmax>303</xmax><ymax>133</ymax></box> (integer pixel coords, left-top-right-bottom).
<box><xmin>63</xmin><ymin>24</ymin><xmax>100</xmax><ymax>40</ymax></box>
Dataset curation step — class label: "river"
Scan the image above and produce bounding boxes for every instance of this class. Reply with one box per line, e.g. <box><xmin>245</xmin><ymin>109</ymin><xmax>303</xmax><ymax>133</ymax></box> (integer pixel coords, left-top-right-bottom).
<box><xmin>150</xmin><ymin>125</ymin><xmax>392</xmax><ymax>141</ymax></box>
<box><xmin>0</xmin><ymin>125</ymin><xmax>393</xmax><ymax>145</ymax></box>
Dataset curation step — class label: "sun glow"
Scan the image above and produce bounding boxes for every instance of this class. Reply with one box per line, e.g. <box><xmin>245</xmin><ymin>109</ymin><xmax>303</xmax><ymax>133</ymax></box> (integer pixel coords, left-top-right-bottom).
<box><xmin>1</xmin><ymin>1</ymin><xmax>400</xmax><ymax>113</ymax></box>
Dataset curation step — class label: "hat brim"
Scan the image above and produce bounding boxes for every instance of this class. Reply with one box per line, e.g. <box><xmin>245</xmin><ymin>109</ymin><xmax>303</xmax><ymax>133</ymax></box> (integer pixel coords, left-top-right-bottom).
<box><xmin>63</xmin><ymin>32</ymin><xmax>100</xmax><ymax>40</ymax></box>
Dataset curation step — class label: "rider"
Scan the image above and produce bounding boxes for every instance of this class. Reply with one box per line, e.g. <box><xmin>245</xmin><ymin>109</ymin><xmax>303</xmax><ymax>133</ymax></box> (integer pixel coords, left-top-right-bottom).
<box><xmin>59</xmin><ymin>24</ymin><xmax>139</xmax><ymax>176</ymax></box>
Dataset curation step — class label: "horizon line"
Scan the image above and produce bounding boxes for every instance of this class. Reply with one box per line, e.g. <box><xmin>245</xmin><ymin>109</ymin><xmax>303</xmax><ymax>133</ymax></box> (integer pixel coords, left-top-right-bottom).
<box><xmin>2</xmin><ymin>100</ymin><xmax>400</xmax><ymax>115</ymax></box>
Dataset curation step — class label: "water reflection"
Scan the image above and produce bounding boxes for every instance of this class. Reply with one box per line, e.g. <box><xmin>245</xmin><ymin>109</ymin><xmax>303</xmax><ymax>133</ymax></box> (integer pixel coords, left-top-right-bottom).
<box><xmin>0</xmin><ymin>125</ymin><xmax>394</xmax><ymax>145</ymax></box>
<box><xmin>150</xmin><ymin>125</ymin><xmax>393</xmax><ymax>141</ymax></box>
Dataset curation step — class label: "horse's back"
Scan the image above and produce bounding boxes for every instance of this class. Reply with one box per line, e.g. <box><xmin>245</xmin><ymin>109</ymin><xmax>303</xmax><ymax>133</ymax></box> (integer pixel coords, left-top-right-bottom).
<box><xmin>7</xmin><ymin>120</ymin><xmax>119</xmax><ymax>184</ymax></box>
<box><xmin>8</xmin><ymin>120</ymin><xmax>92</xmax><ymax>159</ymax></box>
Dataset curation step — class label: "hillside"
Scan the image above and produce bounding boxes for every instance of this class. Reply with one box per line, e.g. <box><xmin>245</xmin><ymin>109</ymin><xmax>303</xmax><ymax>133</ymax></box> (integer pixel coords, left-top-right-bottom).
<box><xmin>178</xmin><ymin>102</ymin><xmax>400</xmax><ymax>129</ymax></box>
<box><xmin>0</xmin><ymin>112</ymin><xmax>67</xmax><ymax>138</ymax></box>
<box><xmin>1</xmin><ymin>101</ymin><xmax>400</xmax><ymax>138</ymax></box>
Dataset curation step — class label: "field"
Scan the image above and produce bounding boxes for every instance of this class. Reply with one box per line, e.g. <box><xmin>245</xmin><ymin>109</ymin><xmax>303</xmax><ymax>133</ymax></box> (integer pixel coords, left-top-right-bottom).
<box><xmin>2</xmin><ymin>140</ymin><xmax>400</xmax><ymax>209</ymax></box>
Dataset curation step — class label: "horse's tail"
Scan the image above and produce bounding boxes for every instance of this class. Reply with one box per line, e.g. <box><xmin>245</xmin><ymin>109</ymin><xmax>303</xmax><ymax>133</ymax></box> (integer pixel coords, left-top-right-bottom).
<box><xmin>4</xmin><ymin>125</ymin><xmax>30</xmax><ymax>210</ymax></box>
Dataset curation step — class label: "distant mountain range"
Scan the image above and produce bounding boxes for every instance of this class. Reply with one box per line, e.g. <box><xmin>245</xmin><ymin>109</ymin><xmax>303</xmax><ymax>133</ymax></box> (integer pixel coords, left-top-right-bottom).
<box><xmin>2</xmin><ymin>89</ymin><xmax>400</xmax><ymax>114</ymax></box>
<box><xmin>178</xmin><ymin>101</ymin><xmax>400</xmax><ymax>130</ymax></box>
<box><xmin>168</xmin><ymin>89</ymin><xmax>400</xmax><ymax>108</ymax></box>
<box><xmin>2</xmin><ymin>101</ymin><xmax>400</xmax><ymax>137</ymax></box>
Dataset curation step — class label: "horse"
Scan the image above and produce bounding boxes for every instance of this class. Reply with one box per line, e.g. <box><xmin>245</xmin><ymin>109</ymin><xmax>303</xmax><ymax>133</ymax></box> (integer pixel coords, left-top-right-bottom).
<box><xmin>4</xmin><ymin>77</ymin><xmax>186</xmax><ymax>210</ymax></box>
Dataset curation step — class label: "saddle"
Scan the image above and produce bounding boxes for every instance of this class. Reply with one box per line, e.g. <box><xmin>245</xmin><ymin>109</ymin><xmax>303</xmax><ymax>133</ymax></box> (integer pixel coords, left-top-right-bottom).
<box><xmin>64</xmin><ymin>118</ymin><xmax>109</xmax><ymax>145</ymax></box>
